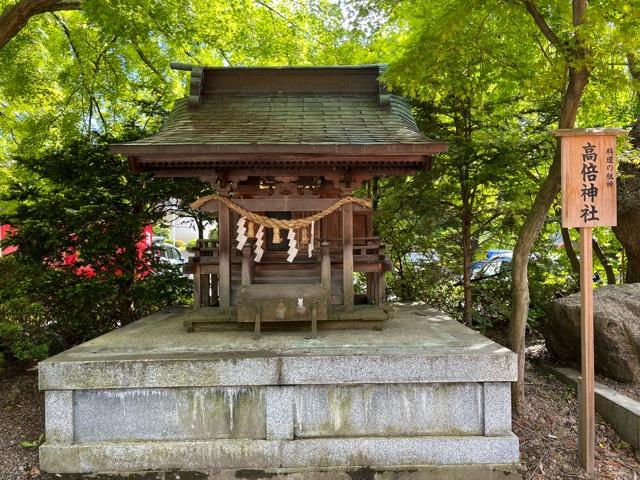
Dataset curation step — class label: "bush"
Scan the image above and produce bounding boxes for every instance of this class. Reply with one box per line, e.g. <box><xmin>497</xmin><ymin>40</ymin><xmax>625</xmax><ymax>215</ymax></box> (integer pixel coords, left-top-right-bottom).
<box><xmin>175</xmin><ymin>239</ymin><xmax>186</xmax><ymax>249</ymax></box>
<box><xmin>0</xmin><ymin>256</ymin><xmax>192</xmax><ymax>364</ymax></box>
<box><xmin>186</xmin><ymin>239</ymin><xmax>198</xmax><ymax>250</ymax></box>
<box><xmin>0</xmin><ymin>136</ymin><xmax>208</xmax><ymax>365</ymax></box>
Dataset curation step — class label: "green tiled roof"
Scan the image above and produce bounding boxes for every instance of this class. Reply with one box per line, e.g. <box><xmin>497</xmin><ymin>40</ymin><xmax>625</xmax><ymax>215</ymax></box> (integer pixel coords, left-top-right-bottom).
<box><xmin>111</xmin><ymin>65</ymin><xmax>447</xmax><ymax>159</ymax></box>
<box><xmin>119</xmin><ymin>94</ymin><xmax>431</xmax><ymax>148</ymax></box>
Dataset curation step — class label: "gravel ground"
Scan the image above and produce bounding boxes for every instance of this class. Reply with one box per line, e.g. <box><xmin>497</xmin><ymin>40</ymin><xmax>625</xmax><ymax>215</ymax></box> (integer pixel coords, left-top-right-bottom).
<box><xmin>516</xmin><ymin>363</ymin><xmax>640</xmax><ymax>479</ymax></box>
<box><xmin>0</xmin><ymin>363</ymin><xmax>639</xmax><ymax>479</ymax></box>
<box><xmin>0</xmin><ymin>366</ymin><xmax>43</xmax><ymax>480</ymax></box>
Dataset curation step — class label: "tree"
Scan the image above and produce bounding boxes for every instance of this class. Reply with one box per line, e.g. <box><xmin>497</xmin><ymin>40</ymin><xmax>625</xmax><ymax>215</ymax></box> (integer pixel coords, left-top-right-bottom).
<box><xmin>0</xmin><ymin>0</ymin><xmax>81</xmax><ymax>49</ymax></box>
<box><xmin>508</xmin><ymin>0</ymin><xmax>640</xmax><ymax>414</ymax></box>
<box><xmin>368</xmin><ymin>0</ymin><xmax>556</xmax><ymax>327</ymax></box>
<box><xmin>0</xmin><ymin>0</ymin><xmax>366</xmax><ymax>156</ymax></box>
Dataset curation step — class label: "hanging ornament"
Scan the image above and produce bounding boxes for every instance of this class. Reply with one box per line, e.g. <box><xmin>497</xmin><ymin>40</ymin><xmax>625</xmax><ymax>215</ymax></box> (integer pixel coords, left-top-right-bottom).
<box><xmin>301</xmin><ymin>225</ymin><xmax>310</xmax><ymax>245</ymax></box>
<box><xmin>247</xmin><ymin>221</ymin><xmax>255</xmax><ymax>239</ymax></box>
<box><xmin>308</xmin><ymin>221</ymin><xmax>315</xmax><ymax>258</ymax></box>
<box><xmin>236</xmin><ymin>217</ymin><xmax>248</xmax><ymax>250</ymax></box>
<box><xmin>272</xmin><ymin>227</ymin><xmax>282</xmax><ymax>244</ymax></box>
<box><xmin>286</xmin><ymin>228</ymin><xmax>298</xmax><ymax>263</ymax></box>
<box><xmin>254</xmin><ymin>225</ymin><xmax>265</xmax><ymax>262</ymax></box>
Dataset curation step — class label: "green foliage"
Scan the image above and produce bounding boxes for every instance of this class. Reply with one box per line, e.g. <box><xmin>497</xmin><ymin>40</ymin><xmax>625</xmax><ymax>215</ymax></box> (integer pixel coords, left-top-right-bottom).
<box><xmin>0</xmin><ymin>135</ymin><xmax>197</xmax><ymax>363</ymax></box>
<box><xmin>19</xmin><ymin>433</ymin><xmax>45</xmax><ymax>449</ymax></box>
<box><xmin>175</xmin><ymin>239</ymin><xmax>185</xmax><ymax>249</ymax></box>
<box><xmin>1</xmin><ymin>0</ymin><xmax>640</xmax><ymax>343</ymax></box>
<box><xmin>0</xmin><ymin>0</ymin><xmax>367</xmax><ymax>157</ymax></box>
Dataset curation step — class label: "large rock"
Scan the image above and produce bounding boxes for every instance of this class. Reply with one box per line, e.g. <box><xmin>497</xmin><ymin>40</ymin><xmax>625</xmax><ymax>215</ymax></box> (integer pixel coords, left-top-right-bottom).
<box><xmin>545</xmin><ymin>283</ymin><xmax>640</xmax><ymax>383</ymax></box>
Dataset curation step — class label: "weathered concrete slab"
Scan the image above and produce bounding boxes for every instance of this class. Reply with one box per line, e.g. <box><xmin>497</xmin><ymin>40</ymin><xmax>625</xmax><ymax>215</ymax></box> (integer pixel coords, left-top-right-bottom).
<box><xmin>39</xmin><ymin>305</ymin><xmax>516</xmax><ymax>390</ymax></box>
<box><xmin>32</xmin><ymin>466</ymin><xmax>522</xmax><ymax>480</ymax></box>
<box><xmin>293</xmin><ymin>383</ymin><xmax>483</xmax><ymax>437</ymax></box>
<box><xmin>39</xmin><ymin>435</ymin><xmax>519</xmax><ymax>473</ymax></box>
<box><xmin>209</xmin><ymin>465</ymin><xmax>524</xmax><ymax>480</ymax></box>
<box><xmin>74</xmin><ymin>387</ymin><xmax>265</xmax><ymax>442</ymax></box>
<box><xmin>547</xmin><ymin>365</ymin><xmax>640</xmax><ymax>449</ymax></box>
<box><xmin>483</xmin><ymin>382</ymin><xmax>512</xmax><ymax>436</ymax></box>
<box><xmin>44</xmin><ymin>390</ymin><xmax>73</xmax><ymax>443</ymax></box>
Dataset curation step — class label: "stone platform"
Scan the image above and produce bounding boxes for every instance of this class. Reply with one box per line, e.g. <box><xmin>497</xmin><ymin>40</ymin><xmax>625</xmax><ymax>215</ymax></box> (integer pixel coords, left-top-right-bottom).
<box><xmin>39</xmin><ymin>304</ymin><xmax>520</xmax><ymax>478</ymax></box>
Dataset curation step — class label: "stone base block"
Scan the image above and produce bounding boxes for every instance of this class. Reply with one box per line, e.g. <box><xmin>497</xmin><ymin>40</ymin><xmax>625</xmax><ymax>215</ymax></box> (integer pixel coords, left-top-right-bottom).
<box><xmin>40</xmin><ymin>436</ymin><xmax>520</xmax><ymax>473</ymax></box>
<box><xmin>39</xmin><ymin>305</ymin><xmax>520</xmax><ymax>475</ymax></box>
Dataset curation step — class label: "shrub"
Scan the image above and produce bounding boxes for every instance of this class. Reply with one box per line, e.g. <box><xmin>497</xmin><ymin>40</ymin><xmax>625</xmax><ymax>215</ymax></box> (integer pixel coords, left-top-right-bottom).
<box><xmin>0</xmin><ymin>135</ymin><xmax>207</xmax><ymax>365</ymax></box>
<box><xmin>175</xmin><ymin>239</ymin><xmax>186</xmax><ymax>249</ymax></box>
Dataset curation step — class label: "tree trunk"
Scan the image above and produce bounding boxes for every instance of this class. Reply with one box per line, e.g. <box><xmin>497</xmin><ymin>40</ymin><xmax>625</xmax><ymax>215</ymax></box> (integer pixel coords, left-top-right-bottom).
<box><xmin>508</xmin><ymin>62</ymin><xmax>590</xmax><ymax>415</ymax></box>
<box><xmin>461</xmin><ymin>190</ymin><xmax>473</xmax><ymax>326</ymax></box>
<box><xmin>196</xmin><ymin>215</ymin><xmax>205</xmax><ymax>240</ymax></box>
<box><xmin>561</xmin><ymin>227</ymin><xmax>580</xmax><ymax>275</ymax></box>
<box><xmin>0</xmin><ymin>0</ymin><xmax>82</xmax><ymax>50</ymax></box>
<box><xmin>592</xmin><ymin>237</ymin><xmax>616</xmax><ymax>285</ymax></box>
<box><xmin>613</xmin><ymin>182</ymin><xmax>640</xmax><ymax>283</ymax></box>
<box><xmin>612</xmin><ymin>115</ymin><xmax>640</xmax><ymax>283</ymax></box>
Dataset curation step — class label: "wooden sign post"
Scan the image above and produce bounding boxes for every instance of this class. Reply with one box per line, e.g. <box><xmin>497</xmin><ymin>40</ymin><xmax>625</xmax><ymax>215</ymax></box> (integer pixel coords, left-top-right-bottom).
<box><xmin>552</xmin><ymin>128</ymin><xmax>626</xmax><ymax>473</ymax></box>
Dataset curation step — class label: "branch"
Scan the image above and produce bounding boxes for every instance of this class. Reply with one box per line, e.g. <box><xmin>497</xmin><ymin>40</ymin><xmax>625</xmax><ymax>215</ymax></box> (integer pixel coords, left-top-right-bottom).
<box><xmin>521</xmin><ymin>0</ymin><xmax>560</xmax><ymax>47</ymax></box>
<box><xmin>135</xmin><ymin>44</ymin><xmax>167</xmax><ymax>83</ymax></box>
<box><xmin>0</xmin><ymin>0</ymin><xmax>82</xmax><ymax>50</ymax></box>
<box><xmin>254</xmin><ymin>0</ymin><xmax>329</xmax><ymax>47</ymax></box>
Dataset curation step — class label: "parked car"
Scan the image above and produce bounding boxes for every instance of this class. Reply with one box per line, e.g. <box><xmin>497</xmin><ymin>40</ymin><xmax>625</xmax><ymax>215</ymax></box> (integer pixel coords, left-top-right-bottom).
<box><xmin>471</xmin><ymin>250</ymin><xmax>513</xmax><ymax>280</ymax></box>
<box><xmin>153</xmin><ymin>242</ymin><xmax>187</xmax><ymax>267</ymax></box>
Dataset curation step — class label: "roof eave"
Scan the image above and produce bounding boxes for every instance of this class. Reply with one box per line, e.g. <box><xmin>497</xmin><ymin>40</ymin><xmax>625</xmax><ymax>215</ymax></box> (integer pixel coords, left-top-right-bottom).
<box><xmin>109</xmin><ymin>142</ymin><xmax>449</xmax><ymax>156</ymax></box>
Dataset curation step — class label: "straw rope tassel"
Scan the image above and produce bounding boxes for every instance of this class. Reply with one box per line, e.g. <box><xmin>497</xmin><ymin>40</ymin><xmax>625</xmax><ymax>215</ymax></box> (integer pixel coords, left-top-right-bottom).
<box><xmin>272</xmin><ymin>227</ymin><xmax>282</xmax><ymax>244</ymax></box>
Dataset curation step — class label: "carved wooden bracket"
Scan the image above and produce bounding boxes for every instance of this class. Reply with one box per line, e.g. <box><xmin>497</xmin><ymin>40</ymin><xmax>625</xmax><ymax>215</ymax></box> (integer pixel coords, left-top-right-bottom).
<box><xmin>188</xmin><ymin>67</ymin><xmax>205</xmax><ymax>108</ymax></box>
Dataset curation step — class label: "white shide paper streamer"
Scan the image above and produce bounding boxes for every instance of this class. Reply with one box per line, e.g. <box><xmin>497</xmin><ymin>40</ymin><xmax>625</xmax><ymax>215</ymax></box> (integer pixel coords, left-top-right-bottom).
<box><xmin>254</xmin><ymin>225</ymin><xmax>265</xmax><ymax>262</ymax></box>
<box><xmin>236</xmin><ymin>217</ymin><xmax>248</xmax><ymax>250</ymax></box>
<box><xmin>286</xmin><ymin>228</ymin><xmax>298</xmax><ymax>263</ymax></box>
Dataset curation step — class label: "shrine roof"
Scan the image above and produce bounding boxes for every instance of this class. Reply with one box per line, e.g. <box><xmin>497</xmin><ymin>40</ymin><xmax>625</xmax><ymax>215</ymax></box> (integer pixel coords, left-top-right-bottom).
<box><xmin>111</xmin><ymin>65</ymin><xmax>447</xmax><ymax>164</ymax></box>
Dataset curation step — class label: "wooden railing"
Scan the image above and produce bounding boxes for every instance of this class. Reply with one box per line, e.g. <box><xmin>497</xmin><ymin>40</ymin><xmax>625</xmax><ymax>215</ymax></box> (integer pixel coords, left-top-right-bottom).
<box><xmin>190</xmin><ymin>237</ymin><xmax>387</xmax><ymax>265</ymax></box>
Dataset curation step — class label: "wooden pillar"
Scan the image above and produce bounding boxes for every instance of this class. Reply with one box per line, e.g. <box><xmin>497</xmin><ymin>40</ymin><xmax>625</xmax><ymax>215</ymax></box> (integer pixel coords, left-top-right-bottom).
<box><xmin>377</xmin><ymin>272</ymin><xmax>386</xmax><ymax>305</ymax></box>
<box><xmin>202</xmin><ymin>273</ymin><xmax>210</xmax><ymax>306</ymax></box>
<box><xmin>211</xmin><ymin>274</ymin><xmax>219</xmax><ymax>307</ymax></box>
<box><xmin>193</xmin><ymin>260</ymin><xmax>202</xmax><ymax>309</ymax></box>
<box><xmin>241</xmin><ymin>244</ymin><xmax>253</xmax><ymax>286</ymax></box>
<box><xmin>579</xmin><ymin>227</ymin><xmax>595</xmax><ymax>472</ymax></box>
<box><xmin>218</xmin><ymin>203</ymin><xmax>231</xmax><ymax>310</ymax></box>
<box><xmin>365</xmin><ymin>272</ymin><xmax>374</xmax><ymax>304</ymax></box>
<box><xmin>342</xmin><ymin>203</ymin><xmax>354</xmax><ymax>311</ymax></box>
<box><xmin>378</xmin><ymin>242</ymin><xmax>387</xmax><ymax>305</ymax></box>
<box><xmin>321</xmin><ymin>240</ymin><xmax>331</xmax><ymax>301</ymax></box>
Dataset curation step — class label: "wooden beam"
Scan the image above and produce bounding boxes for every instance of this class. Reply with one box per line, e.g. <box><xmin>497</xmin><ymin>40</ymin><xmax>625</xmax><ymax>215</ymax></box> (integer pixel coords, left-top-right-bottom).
<box><xmin>342</xmin><ymin>203</ymin><xmax>354</xmax><ymax>312</ymax></box>
<box><xmin>151</xmin><ymin>167</ymin><xmax>425</xmax><ymax>179</ymax></box>
<box><xmin>218</xmin><ymin>203</ymin><xmax>231</xmax><ymax>310</ymax></box>
<box><xmin>198</xmin><ymin>197</ymin><xmax>371</xmax><ymax>213</ymax></box>
<box><xmin>579</xmin><ymin>227</ymin><xmax>595</xmax><ymax>473</ymax></box>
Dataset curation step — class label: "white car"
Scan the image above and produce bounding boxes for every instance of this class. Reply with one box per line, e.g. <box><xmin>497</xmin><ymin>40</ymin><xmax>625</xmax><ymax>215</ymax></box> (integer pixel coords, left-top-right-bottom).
<box><xmin>154</xmin><ymin>243</ymin><xmax>187</xmax><ymax>267</ymax></box>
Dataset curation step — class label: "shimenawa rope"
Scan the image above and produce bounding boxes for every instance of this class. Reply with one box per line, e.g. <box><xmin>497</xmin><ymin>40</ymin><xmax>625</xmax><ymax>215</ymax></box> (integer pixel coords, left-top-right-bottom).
<box><xmin>190</xmin><ymin>194</ymin><xmax>371</xmax><ymax>229</ymax></box>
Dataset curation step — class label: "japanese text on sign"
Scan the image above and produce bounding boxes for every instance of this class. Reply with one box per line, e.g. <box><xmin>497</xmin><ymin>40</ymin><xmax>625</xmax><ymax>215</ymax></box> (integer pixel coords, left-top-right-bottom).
<box><xmin>560</xmin><ymin>134</ymin><xmax>617</xmax><ymax>228</ymax></box>
<box><xmin>580</xmin><ymin>142</ymin><xmax>599</xmax><ymax>223</ymax></box>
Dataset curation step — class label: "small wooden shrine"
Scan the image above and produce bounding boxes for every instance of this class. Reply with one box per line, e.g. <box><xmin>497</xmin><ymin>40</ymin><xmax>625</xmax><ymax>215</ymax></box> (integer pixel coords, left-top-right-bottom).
<box><xmin>112</xmin><ymin>64</ymin><xmax>447</xmax><ymax>333</ymax></box>
<box><xmin>41</xmin><ymin>64</ymin><xmax>520</xmax><ymax>479</ymax></box>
